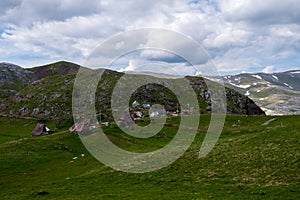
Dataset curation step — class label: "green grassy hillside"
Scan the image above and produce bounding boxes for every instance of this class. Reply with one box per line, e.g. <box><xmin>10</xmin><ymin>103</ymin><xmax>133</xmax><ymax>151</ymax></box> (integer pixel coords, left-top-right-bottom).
<box><xmin>28</xmin><ymin>61</ymin><xmax>81</xmax><ymax>82</ymax></box>
<box><xmin>1</xmin><ymin>69</ymin><xmax>265</xmax><ymax>123</ymax></box>
<box><xmin>0</xmin><ymin>115</ymin><xmax>299</xmax><ymax>199</ymax></box>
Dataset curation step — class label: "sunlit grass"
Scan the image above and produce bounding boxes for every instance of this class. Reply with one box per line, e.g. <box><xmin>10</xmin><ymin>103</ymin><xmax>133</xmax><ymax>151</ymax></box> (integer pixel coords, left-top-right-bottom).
<box><xmin>0</xmin><ymin>115</ymin><xmax>299</xmax><ymax>199</ymax></box>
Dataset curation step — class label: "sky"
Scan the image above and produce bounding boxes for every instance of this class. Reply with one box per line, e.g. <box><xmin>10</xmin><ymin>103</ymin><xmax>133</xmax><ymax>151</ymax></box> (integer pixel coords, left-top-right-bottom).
<box><xmin>0</xmin><ymin>0</ymin><xmax>300</xmax><ymax>75</ymax></box>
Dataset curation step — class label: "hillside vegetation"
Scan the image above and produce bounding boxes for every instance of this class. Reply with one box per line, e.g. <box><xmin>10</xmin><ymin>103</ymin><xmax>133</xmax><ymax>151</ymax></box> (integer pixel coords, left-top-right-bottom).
<box><xmin>28</xmin><ymin>61</ymin><xmax>81</xmax><ymax>82</ymax></box>
<box><xmin>0</xmin><ymin>114</ymin><xmax>299</xmax><ymax>199</ymax></box>
<box><xmin>0</xmin><ymin>62</ymin><xmax>265</xmax><ymax>124</ymax></box>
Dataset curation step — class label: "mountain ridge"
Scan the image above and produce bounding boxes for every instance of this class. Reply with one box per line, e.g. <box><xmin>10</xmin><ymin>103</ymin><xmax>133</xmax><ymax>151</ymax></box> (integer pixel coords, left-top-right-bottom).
<box><xmin>0</xmin><ymin>61</ymin><xmax>265</xmax><ymax>123</ymax></box>
<box><xmin>28</xmin><ymin>61</ymin><xmax>81</xmax><ymax>82</ymax></box>
<box><xmin>213</xmin><ymin>70</ymin><xmax>300</xmax><ymax>115</ymax></box>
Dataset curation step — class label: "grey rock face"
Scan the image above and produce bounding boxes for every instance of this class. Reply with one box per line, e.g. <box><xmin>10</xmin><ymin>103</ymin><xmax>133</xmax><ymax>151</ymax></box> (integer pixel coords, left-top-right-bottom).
<box><xmin>0</xmin><ymin>63</ymin><xmax>34</xmax><ymax>97</ymax></box>
<box><xmin>217</xmin><ymin>70</ymin><xmax>300</xmax><ymax>115</ymax></box>
<box><xmin>0</xmin><ymin>62</ymin><xmax>266</xmax><ymax>120</ymax></box>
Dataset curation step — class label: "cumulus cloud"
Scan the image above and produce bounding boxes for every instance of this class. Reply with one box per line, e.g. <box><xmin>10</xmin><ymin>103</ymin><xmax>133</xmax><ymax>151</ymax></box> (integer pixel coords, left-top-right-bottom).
<box><xmin>1</xmin><ymin>0</ymin><xmax>103</xmax><ymax>26</ymax></box>
<box><xmin>118</xmin><ymin>59</ymin><xmax>141</xmax><ymax>72</ymax></box>
<box><xmin>262</xmin><ymin>65</ymin><xmax>275</xmax><ymax>73</ymax></box>
<box><xmin>119</xmin><ymin>59</ymin><xmax>198</xmax><ymax>76</ymax></box>
<box><xmin>0</xmin><ymin>0</ymin><xmax>299</xmax><ymax>75</ymax></box>
<box><xmin>220</xmin><ymin>0</ymin><xmax>300</xmax><ymax>25</ymax></box>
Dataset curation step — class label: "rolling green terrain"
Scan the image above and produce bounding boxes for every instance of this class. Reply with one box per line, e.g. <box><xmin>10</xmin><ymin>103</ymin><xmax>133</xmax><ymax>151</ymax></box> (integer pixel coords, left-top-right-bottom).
<box><xmin>0</xmin><ymin>114</ymin><xmax>299</xmax><ymax>199</ymax></box>
<box><xmin>0</xmin><ymin>61</ymin><xmax>265</xmax><ymax>124</ymax></box>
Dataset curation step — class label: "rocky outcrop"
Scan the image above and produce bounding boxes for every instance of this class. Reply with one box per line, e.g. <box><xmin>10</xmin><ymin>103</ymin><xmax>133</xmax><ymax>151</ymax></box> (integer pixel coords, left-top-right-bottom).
<box><xmin>0</xmin><ymin>62</ymin><xmax>265</xmax><ymax>121</ymax></box>
<box><xmin>226</xmin><ymin>89</ymin><xmax>265</xmax><ymax>115</ymax></box>
<box><xmin>0</xmin><ymin>63</ymin><xmax>34</xmax><ymax>98</ymax></box>
<box><xmin>217</xmin><ymin>70</ymin><xmax>300</xmax><ymax>115</ymax></box>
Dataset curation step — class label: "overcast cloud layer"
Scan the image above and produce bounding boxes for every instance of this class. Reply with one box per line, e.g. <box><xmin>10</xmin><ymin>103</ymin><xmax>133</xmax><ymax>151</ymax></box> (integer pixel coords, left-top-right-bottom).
<box><xmin>0</xmin><ymin>0</ymin><xmax>299</xmax><ymax>75</ymax></box>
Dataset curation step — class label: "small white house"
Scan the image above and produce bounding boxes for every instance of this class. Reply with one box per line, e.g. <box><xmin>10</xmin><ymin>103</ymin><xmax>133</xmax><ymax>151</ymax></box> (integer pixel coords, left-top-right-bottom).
<box><xmin>132</xmin><ymin>100</ymin><xmax>140</xmax><ymax>108</ymax></box>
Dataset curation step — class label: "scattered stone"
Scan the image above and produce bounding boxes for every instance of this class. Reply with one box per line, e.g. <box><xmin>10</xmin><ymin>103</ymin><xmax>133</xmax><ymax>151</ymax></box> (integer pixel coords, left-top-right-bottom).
<box><xmin>262</xmin><ymin>118</ymin><xmax>276</xmax><ymax>126</ymax></box>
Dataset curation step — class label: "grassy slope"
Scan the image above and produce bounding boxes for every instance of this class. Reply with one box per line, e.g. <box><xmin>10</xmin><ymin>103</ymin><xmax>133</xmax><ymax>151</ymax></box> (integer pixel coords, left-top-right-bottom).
<box><xmin>0</xmin><ymin>115</ymin><xmax>299</xmax><ymax>199</ymax></box>
<box><xmin>2</xmin><ymin>69</ymin><xmax>265</xmax><ymax>123</ymax></box>
<box><xmin>28</xmin><ymin>61</ymin><xmax>80</xmax><ymax>82</ymax></box>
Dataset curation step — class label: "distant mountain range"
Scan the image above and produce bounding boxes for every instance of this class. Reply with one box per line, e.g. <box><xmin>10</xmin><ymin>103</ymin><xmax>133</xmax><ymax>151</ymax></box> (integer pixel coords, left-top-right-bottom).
<box><xmin>0</xmin><ymin>61</ymin><xmax>265</xmax><ymax>123</ymax></box>
<box><xmin>1</xmin><ymin>61</ymin><xmax>299</xmax><ymax>119</ymax></box>
<box><xmin>1</xmin><ymin>60</ymin><xmax>299</xmax><ymax>119</ymax></box>
<box><xmin>208</xmin><ymin>70</ymin><xmax>300</xmax><ymax>115</ymax></box>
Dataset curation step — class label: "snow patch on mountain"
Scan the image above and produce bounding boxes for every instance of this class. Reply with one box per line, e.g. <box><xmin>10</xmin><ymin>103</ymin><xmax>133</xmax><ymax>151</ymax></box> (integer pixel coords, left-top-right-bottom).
<box><xmin>272</xmin><ymin>75</ymin><xmax>279</xmax><ymax>80</ymax></box>
<box><xmin>290</xmin><ymin>71</ymin><xmax>300</xmax><ymax>74</ymax></box>
<box><xmin>229</xmin><ymin>81</ymin><xmax>251</xmax><ymax>89</ymax></box>
<box><xmin>284</xmin><ymin>83</ymin><xmax>294</xmax><ymax>89</ymax></box>
<box><xmin>251</xmin><ymin>75</ymin><xmax>262</xmax><ymax>80</ymax></box>
<box><xmin>220</xmin><ymin>70</ymin><xmax>300</xmax><ymax>115</ymax></box>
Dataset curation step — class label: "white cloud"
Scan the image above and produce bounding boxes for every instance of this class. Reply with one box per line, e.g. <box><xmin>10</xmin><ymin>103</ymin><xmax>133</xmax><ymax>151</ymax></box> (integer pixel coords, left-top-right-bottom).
<box><xmin>118</xmin><ymin>59</ymin><xmax>141</xmax><ymax>72</ymax></box>
<box><xmin>140</xmin><ymin>49</ymin><xmax>179</xmax><ymax>62</ymax></box>
<box><xmin>118</xmin><ymin>59</ymin><xmax>196</xmax><ymax>76</ymax></box>
<box><xmin>0</xmin><ymin>0</ymin><xmax>299</xmax><ymax>74</ymax></box>
<box><xmin>203</xmin><ymin>25</ymin><xmax>252</xmax><ymax>48</ymax></box>
<box><xmin>262</xmin><ymin>65</ymin><xmax>275</xmax><ymax>73</ymax></box>
<box><xmin>1</xmin><ymin>0</ymin><xmax>103</xmax><ymax>26</ymax></box>
<box><xmin>220</xmin><ymin>0</ymin><xmax>300</xmax><ymax>25</ymax></box>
